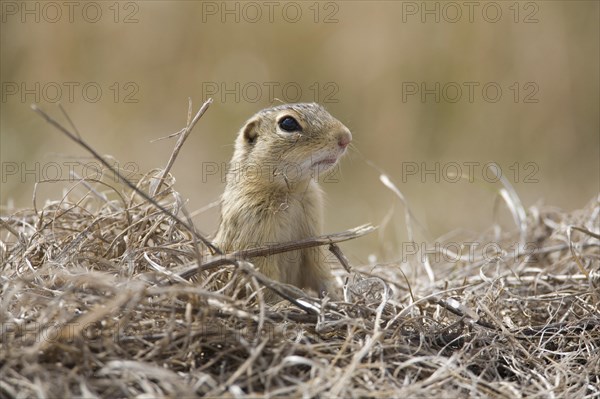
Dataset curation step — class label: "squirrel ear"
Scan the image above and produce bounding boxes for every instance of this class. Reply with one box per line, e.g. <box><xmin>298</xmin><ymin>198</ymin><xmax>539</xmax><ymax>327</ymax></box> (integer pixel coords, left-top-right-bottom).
<box><xmin>242</xmin><ymin>120</ymin><xmax>258</xmax><ymax>144</ymax></box>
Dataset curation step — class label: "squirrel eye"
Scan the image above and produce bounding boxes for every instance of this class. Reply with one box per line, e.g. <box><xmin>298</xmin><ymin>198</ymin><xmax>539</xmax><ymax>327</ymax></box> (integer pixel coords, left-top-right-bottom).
<box><xmin>278</xmin><ymin>116</ymin><xmax>301</xmax><ymax>132</ymax></box>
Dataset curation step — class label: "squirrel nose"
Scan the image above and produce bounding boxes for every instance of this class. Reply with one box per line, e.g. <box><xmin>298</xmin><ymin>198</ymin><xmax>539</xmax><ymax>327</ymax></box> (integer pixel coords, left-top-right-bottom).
<box><xmin>337</xmin><ymin>128</ymin><xmax>352</xmax><ymax>149</ymax></box>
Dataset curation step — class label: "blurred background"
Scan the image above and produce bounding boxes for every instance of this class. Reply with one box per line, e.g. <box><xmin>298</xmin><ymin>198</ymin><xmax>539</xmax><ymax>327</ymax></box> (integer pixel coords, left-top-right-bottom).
<box><xmin>2</xmin><ymin>1</ymin><xmax>598</xmax><ymax>263</ymax></box>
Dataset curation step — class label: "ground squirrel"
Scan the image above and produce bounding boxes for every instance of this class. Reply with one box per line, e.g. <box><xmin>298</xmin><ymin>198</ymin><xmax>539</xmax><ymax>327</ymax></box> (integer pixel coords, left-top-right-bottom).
<box><xmin>214</xmin><ymin>103</ymin><xmax>352</xmax><ymax>300</ymax></box>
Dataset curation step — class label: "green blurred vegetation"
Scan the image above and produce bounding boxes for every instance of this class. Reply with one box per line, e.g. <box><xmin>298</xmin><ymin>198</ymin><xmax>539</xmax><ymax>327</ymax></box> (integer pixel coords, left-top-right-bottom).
<box><xmin>1</xmin><ymin>1</ymin><xmax>598</xmax><ymax>262</ymax></box>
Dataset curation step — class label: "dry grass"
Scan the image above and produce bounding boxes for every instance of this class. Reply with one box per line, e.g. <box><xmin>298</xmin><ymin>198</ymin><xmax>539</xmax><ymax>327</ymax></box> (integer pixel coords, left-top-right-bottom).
<box><xmin>1</xmin><ymin>105</ymin><xmax>599</xmax><ymax>398</ymax></box>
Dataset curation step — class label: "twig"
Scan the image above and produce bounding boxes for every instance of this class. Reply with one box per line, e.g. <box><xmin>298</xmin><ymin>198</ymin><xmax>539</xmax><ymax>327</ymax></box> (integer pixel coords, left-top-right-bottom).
<box><xmin>0</xmin><ymin>218</ymin><xmax>24</xmax><ymax>241</ymax></box>
<box><xmin>329</xmin><ymin>243</ymin><xmax>352</xmax><ymax>272</ymax></box>
<box><xmin>166</xmin><ymin>225</ymin><xmax>376</xmax><ymax>313</ymax></box>
<box><xmin>58</xmin><ymin>103</ymin><xmax>81</xmax><ymax>139</ymax></box>
<box><xmin>567</xmin><ymin>225</ymin><xmax>600</xmax><ymax>278</ymax></box>
<box><xmin>515</xmin><ymin>318</ymin><xmax>600</xmax><ymax>337</ymax></box>
<box><xmin>171</xmin><ymin>224</ymin><xmax>375</xmax><ymax>281</ymax></box>
<box><xmin>152</xmin><ymin>98</ymin><xmax>212</xmax><ymax>196</ymax></box>
<box><xmin>31</xmin><ymin>103</ymin><xmax>220</xmax><ymax>254</ymax></box>
<box><xmin>236</xmin><ymin>261</ymin><xmax>323</xmax><ymax>314</ymax></box>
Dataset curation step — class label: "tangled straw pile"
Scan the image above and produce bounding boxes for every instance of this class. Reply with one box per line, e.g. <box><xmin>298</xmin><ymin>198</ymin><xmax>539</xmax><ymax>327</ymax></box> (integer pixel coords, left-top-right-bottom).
<box><xmin>1</xmin><ymin>105</ymin><xmax>599</xmax><ymax>398</ymax></box>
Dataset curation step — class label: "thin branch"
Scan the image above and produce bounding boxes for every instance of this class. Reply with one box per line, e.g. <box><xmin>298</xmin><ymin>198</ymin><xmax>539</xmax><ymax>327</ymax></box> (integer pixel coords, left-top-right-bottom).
<box><xmin>152</xmin><ymin>98</ymin><xmax>212</xmax><ymax>196</ymax></box>
<box><xmin>236</xmin><ymin>261</ymin><xmax>323</xmax><ymax>314</ymax></box>
<box><xmin>0</xmin><ymin>218</ymin><xmax>23</xmax><ymax>241</ymax></box>
<box><xmin>58</xmin><ymin>103</ymin><xmax>81</xmax><ymax>139</ymax></box>
<box><xmin>567</xmin><ymin>225</ymin><xmax>600</xmax><ymax>278</ymax></box>
<box><xmin>171</xmin><ymin>224</ymin><xmax>376</xmax><ymax>281</ymax></box>
<box><xmin>31</xmin><ymin>103</ymin><xmax>221</xmax><ymax>255</ymax></box>
<box><xmin>329</xmin><ymin>243</ymin><xmax>352</xmax><ymax>273</ymax></box>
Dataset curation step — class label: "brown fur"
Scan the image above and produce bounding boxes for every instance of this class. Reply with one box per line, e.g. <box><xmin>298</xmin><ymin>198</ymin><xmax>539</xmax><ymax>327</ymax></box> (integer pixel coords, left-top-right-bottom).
<box><xmin>214</xmin><ymin>103</ymin><xmax>352</xmax><ymax>300</ymax></box>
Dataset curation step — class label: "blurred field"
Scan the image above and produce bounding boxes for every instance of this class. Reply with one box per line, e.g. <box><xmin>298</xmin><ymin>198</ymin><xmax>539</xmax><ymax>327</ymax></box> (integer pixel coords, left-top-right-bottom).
<box><xmin>1</xmin><ymin>1</ymin><xmax>599</xmax><ymax>263</ymax></box>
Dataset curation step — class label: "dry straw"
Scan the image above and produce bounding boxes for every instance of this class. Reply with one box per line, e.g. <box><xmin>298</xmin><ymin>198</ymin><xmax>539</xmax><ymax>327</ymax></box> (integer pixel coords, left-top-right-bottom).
<box><xmin>1</xmin><ymin>101</ymin><xmax>599</xmax><ymax>398</ymax></box>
